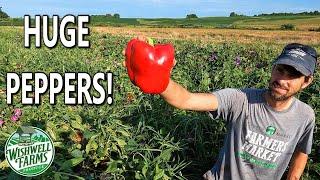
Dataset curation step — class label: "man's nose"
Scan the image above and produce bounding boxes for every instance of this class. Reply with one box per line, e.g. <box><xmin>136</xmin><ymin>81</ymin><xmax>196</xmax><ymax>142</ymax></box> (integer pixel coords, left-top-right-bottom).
<box><xmin>276</xmin><ymin>78</ymin><xmax>289</xmax><ymax>88</ymax></box>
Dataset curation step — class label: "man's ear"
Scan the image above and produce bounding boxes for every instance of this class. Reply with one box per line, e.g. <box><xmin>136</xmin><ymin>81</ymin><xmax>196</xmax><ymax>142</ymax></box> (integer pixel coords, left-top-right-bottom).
<box><xmin>301</xmin><ymin>76</ymin><xmax>313</xmax><ymax>89</ymax></box>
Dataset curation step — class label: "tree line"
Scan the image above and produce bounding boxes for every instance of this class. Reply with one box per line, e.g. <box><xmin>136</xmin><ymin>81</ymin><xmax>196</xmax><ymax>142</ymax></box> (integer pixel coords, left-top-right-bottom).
<box><xmin>254</xmin><ymin>11</ymin><xmax>320</xmax><ymax>16</ymax></box>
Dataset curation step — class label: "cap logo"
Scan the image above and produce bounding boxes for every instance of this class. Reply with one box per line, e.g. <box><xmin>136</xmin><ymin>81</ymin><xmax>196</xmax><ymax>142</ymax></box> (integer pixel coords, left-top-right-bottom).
<box><xmin>287</xmin><ymin>49</ymin><xmax>307</xmax><ymax>59</ymax></box>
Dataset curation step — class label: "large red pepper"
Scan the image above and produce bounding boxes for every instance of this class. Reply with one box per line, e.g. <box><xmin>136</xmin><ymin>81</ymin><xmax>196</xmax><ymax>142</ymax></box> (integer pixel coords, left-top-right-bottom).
<box><xmin>125</xmin><ymin>38</ymin><xmax>175</xmax><ymax>94</ymax></box>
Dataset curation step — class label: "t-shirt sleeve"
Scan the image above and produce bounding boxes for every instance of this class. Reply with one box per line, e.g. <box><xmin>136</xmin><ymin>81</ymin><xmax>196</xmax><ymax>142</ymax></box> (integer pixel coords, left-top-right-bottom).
<box><xmin>208</xmin><ymin>88</ymin><xmax>246</xmax><ymax>124</ymax></box>
<box><xmin>295</xmin><ymin>117</ymin><xmax>315</xmax><ymax>155</ymax></box>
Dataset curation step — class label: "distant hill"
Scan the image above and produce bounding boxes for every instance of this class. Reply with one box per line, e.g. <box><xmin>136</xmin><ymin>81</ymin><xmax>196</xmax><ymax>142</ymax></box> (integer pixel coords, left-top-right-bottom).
<box><xmin>0</xmin><ymin>14</ymin><xmax>319</xmax><ymax>31</ymax></box>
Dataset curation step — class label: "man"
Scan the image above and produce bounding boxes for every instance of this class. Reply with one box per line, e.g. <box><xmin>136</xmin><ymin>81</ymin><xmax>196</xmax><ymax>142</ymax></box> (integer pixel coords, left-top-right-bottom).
<box><xmin>124</xmin><ymin>41</ymin><xmax>317</xmax><ymax>179</ymax></box>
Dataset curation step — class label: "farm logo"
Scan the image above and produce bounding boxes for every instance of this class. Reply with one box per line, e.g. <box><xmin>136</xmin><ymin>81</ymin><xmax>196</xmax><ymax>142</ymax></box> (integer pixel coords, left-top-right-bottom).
<box><xmin>266</xmin><ymin>126</ymin><xmax>276</xmax><ymax>136</ymax></box>
<box><xmin>5</xmin><ymin>126</ymin><xmax>55</xmax><ymax>177</ymax></box>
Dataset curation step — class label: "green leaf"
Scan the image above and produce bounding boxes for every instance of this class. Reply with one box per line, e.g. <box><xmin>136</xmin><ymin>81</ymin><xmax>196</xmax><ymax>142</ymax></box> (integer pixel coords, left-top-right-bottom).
<box><xmin>70</xmin><ymin>120</ymin><xmax>85</xmax><ymax>131</ymax></box>
<box><xmin>160</xmin><ymin>149</ymin><xmax>172</xmax><ymax>162</ymax></box>
<box><xmin>106</xmin><ymin>160</ymin><xmax>122</xmax><ymax>173</ymax></box>
<box><xmin>54</xmin><ymin>172</ymin><xmax>62</xmax><ymax>180</ymax></box>
<box><xmin>83</xmin><ymin>130</ymin><xmax>95</xmax><ymax>139</ymax></box>
<box><xmin>71</xmin><ymin>149</ymin><xmax>83</xmax><ymax>158</ymax></box>
<box><xmin>154</xmin><ymin>164</ymin><xmax>164</xmax><ymax>180</ymax></box>
<box><xmin>60</xmin><ymin>157</ymin><xmax>85</xmax><ymax>170</ymax></box>
<box><xmin>53</xmin><ymin>142</ymin><xmax>64</xmax><ymax>148</ymax></box>
<box><xmin>118</xmin><ymin>130</ymin><xmax>130</xmax><ymax>137</ymax></box>
<box><xmin>142</xmin><ymin>163</ymin><xmax>148</xmax><ymax>177</ymax></box>
<box><xmin>85</xmin><ymin>134</ymin><xmax>99</xmax><ymax>154</ymax></box>
<box><xmin>135</xmin><ymin>171</ymin><xmax>142</xmax><ymax>179</ymax></box>
<box><xmin>0</xmin><ymin>160</ymin><xmax>9</xmax><ymax>169</ymax></box>
<box><xmin>116</xmin><ymin>138</ymin><xmax>127</xmax><ymax>147</ymax></box>
<box><xmin>62</xmin><ymin>114</ymin><xmax>70</xmax><ymax>121</ymax></box>
<box><xmin>46</xmin><ymin>127</ymin><xmax>57</xmax><ymax>141</ymax></box>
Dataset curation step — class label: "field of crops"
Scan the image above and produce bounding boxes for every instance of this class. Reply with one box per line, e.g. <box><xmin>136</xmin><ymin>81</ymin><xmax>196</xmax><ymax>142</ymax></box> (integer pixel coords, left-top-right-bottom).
<box><xmin>0</xmin><ymin>26</ymin><xmax>319</xmax><ymax>179</ymax></box>
<box><xmin>92</xmin><ymin>27</ymin><xmax>320</xmax><ymax>45</ymax></box>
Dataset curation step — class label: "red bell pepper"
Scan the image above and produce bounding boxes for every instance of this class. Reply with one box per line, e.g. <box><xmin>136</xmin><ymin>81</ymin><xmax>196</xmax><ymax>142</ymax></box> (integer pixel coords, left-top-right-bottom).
<box><xmin>125</xmin><ymin>38</ymin><xmax>175</xmax><ymax>94</ymax></box>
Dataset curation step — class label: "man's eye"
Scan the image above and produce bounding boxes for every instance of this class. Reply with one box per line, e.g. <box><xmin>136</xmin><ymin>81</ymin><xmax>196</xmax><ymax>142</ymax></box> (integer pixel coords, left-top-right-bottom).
<box><xmin>288</xmin><ymin>72</ymin><xmax>301</xmax><ymax>78</ymax></box>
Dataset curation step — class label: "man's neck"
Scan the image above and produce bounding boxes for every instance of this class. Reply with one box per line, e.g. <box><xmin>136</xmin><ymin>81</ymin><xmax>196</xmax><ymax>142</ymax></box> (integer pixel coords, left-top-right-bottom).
<box><xmin>263</xmin><ymin>91</ymin><xmax>294</xmax><ymax>112</ymax></box>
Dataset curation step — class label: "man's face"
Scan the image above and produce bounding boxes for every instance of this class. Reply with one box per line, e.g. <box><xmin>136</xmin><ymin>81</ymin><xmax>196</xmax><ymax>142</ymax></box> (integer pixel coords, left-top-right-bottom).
<box><xmin>268</xmin><ymin>64</ymin><xmax>310</xmax><ymax>101</ymax></box>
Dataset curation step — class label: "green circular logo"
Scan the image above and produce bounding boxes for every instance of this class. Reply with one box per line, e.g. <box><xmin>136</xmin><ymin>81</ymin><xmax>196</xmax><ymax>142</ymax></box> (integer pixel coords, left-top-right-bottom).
<box><xmin>266</xmin><ymin>126</ymin><xmax>276</xmax><ymax>136</ymax></box>
<box><xmin>5</xmin><ymin>126</ymin><xmax>55</xmax><ymax>177</ymax></box>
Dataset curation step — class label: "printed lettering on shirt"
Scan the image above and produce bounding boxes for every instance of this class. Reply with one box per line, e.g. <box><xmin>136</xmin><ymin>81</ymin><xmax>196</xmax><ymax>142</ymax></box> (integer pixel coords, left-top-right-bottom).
<box><xmin>237</xmin><ymin>129</ymin><xmax>290</xmax><ymax>169</ymax></box>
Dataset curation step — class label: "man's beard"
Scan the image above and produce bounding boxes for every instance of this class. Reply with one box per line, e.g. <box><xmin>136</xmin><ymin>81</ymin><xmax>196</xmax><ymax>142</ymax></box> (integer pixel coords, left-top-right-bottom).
<box><xmin>267</xmin><ymin>81</ymin><xmax>296</xmax><ymax>101</ymax></box>
<box><xmin>267</xmin><ymin>88</ymin><xmax>293</xmax><ymax>101</ymax></box>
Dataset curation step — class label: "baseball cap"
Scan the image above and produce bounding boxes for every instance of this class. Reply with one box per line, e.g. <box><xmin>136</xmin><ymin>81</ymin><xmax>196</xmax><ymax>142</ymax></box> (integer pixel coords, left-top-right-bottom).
<box><xmin>273</xmin><ymin>43</ymin><xmax>317</xmax><ymax>76</ymax></box>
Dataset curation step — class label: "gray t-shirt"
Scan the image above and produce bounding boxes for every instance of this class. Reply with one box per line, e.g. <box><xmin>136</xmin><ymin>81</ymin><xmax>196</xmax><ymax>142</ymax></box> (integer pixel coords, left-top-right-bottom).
<box><xmin>204</xmin><ymin>88</ymin><xmax>315</xmax><ymax>180</ymax></box>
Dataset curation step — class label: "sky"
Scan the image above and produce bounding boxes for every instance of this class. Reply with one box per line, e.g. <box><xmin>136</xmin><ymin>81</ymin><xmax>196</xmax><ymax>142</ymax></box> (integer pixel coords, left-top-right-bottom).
<box><xmin>1</xmin><ymin>0</ymin><xmax>320</xmax><ymax>18</ymax></box>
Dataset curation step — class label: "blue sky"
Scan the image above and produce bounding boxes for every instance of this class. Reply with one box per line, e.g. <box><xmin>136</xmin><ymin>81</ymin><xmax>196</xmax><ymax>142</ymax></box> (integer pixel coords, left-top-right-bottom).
<box><xmin>1</xmin><ymin>0</ymin><xmax>319</xmax><ymax>18</ymax></box>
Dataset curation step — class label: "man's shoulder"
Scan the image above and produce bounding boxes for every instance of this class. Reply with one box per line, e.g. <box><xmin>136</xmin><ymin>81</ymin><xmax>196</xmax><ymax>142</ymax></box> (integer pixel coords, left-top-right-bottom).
<box><xmin>240</xmin><ymin>88</ymin><xmax>265</xmax><ymax>94</ymax></box>
<box><xmin>294</xmin><ymin>98</ymin><xmax>315</xmax><ymax>121</ymax></box>
<box><xmin>214</xmin><ymin>88</ymin><xmax>264</xmax><ymax>95</ymax></box>
<box><xmin>213</xmin><ymin>88</ymin><xmax>265</xmax><ymax>104</ymax></box>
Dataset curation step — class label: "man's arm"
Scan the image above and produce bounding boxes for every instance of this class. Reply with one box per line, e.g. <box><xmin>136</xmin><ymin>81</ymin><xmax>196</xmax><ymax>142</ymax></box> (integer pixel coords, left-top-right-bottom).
<box><xmin>160</xmin><ymin>79</ymin><xmax>218</xmax><ymax>111</ymax></box>
<box><xmin>286</xmin><ymin>151</ymin><xmax>308</xmax><ymax>180</ymax></box>
<box><xmin>122</xmin><ymin>38</ymin><xmax>218</xmax><ymax>112</ymax></box>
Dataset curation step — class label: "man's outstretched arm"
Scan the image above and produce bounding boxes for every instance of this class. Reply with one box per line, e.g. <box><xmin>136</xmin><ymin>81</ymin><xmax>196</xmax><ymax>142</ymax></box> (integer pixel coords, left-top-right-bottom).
<box><xmin>160</xmin><ymin>79</ymin><xmax>218</xmax><ymax>111</ymax></box>
<box><xmin>286</xmin><ymin>151</ymin><xmax>308</xmax><ymax>180</ymax></box>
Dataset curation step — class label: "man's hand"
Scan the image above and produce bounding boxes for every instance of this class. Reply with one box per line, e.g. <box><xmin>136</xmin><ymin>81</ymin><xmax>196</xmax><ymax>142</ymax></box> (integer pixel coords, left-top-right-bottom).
<box><xmin>123</xmin><ymin>36</ymin><xmax>175</xmax><ymax>94</ymax></box>
<box><xmin>286</xmin><ymin>151</ymin><xmax>308</xmax><ymax>180</ymax></box>
<box><xmin>122</xmin><ymin>36</ymin><xmax>176</xmax><ymax>68</ymax></box>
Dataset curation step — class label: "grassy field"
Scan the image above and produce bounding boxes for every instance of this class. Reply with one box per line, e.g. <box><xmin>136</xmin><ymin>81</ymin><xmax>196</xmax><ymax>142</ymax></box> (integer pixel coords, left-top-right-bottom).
<box><xmin>1</xmin><ymin>15</ymin><xmax>320</xmax><ymax>31</ymax></box>
<box><xmin>0</xmin><ymin>26</ymin><xmax>319</xmax><ymax>179</ymax></box>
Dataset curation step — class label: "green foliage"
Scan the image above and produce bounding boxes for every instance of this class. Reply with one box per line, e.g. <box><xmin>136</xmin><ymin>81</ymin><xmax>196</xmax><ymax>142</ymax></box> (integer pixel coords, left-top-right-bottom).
<box><xmin>103</xmin><ymin>13</ymin><xmax>120</xmax><ymax>18</ymax></box>
<box><xmin>105</xmin><ymin>13</ymin><xmax>113</xmax><ymax>18</ymax></box>
<box><xmin>230</xmin><ymin>12</ymin><xmax>245</xmax><ymax>17</ymax></box>
<box><xmin>0</xmin><ymin>27</ymin><xmax>319</xmax><ymax>179</ymax></box>
<box><xmin>281</xmin><ymin>23</ymin><xmax>296</xmax><ymax>30</ymax></box>
<box><xmin>114</xmin><ymin>13</ymin><xmax>120</xmax><ymax>19</ymax></box>
<box><xmin>255</xmin><ymin>10</ymin><xmax>320</xmax><ymax>16</ymax></box>
<box><xmin>186</xmin><ymin>14</ymin><xmax>198</xmax><ymax>19</ymax></box>
<box><xmin>0</xmin><ymin>8</ymin><xmax>9</xmax><ymax>18</ymax></box>
<box><xmin>230</xmin><ymin>12</ymin><xmax>236</xmax><ymax>17</ymax></box>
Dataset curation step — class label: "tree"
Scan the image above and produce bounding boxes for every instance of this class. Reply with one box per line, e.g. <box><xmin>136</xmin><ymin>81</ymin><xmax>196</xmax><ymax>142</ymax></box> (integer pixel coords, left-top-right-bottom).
<box><xmin>106</xmin><ymin>13</ymin><xmax>113</xmax><ymax>18</ymax></box>
<box><xmin>186</xmin><ymin>14</ymin><xmax>198</xmax><ymax>19</ymax></box>
<box><xmin>230</xmin><ymin>12</ymin><xmax>237</xmax><ymax>17</ymax></box>
<box><xmin>114</xmin><ymin>13</ymin><xmax>120</xmax><ymax>18</ymax></box>
<box><xmin>0</xmin><ymin>7</ymin><xmax>9</xmax><ymax>18</ymax></box>
<box><xmin>229</xmin><ymin>12</ymin><xmax>245</xmax><ymax>17</ymax></box>
<box><xmin>255</xmin><ymin>11</ymin><xmax>320</xmax><ymax>16</ymax></box>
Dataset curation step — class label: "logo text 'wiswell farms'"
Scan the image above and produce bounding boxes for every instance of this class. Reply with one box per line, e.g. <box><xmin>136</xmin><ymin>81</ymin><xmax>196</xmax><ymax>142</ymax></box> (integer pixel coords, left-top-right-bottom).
<box><xmin>5</xmin><ymin>126</ymin><xmax>55</xmax><ymax>177</ymax></box>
